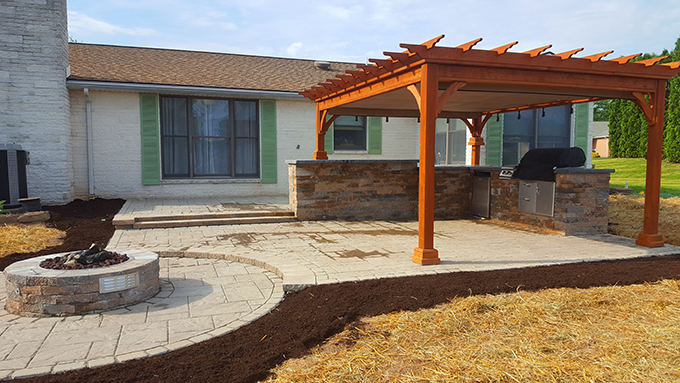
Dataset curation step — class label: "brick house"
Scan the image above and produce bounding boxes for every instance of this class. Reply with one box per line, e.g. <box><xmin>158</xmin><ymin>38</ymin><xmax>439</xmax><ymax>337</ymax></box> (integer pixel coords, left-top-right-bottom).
<box><xmin>1</xmin><ymin>0</ymin><xmax>592</xmax><ymax>205</ymax></box>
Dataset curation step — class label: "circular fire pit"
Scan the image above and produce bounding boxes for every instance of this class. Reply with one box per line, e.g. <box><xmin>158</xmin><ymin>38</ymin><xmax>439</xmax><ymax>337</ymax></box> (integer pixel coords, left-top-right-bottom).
<box><xmin>3</xmin><ymin>249</ymin><xmax>159</xmax><ymax>317</ymax></box>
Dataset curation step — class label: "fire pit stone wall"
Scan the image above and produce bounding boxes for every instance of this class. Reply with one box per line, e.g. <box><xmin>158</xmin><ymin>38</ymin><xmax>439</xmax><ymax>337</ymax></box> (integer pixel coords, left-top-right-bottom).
<box><xmin>4</xmin><ymin>250</ymin><xmax>159</xmax><ymax>317</ymax></box>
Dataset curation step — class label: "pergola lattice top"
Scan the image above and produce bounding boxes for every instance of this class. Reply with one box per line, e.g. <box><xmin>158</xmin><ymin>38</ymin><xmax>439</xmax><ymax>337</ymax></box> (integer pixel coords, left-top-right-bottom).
<box><xmin>301</xmin><ymin>35</ymin><xmax>680</xmax><ymax>119</ymax></box>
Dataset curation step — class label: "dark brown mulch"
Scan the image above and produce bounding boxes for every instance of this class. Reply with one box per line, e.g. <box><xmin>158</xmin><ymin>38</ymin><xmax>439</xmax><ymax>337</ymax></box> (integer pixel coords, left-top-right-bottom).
<box><xmin>3</xmin><ymin>199</ymin><xmax>680</xmax><ymax>383</ymax></box>
<box><xmin>0</xmin><ymin>198</ymin><xmax>125</xmax><ymax>271</ymax></box>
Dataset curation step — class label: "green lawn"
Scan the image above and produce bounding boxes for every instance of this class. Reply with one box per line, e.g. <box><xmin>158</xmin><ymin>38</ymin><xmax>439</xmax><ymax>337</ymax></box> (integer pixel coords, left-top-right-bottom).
<box><xmin>592</xmin><ymin>157</ymin><xmax>680</xmax><ymax>197</ymax></box>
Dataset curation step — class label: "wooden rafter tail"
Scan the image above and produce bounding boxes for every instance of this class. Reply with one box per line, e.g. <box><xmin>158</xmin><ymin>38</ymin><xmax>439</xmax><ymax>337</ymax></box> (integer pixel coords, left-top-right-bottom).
<box><xmin>420</xmin><ymin>34</ymin><xmax>445</xmax><ymax>49</ymax></box>
<box><xmin>456</xmin><ymin>38</ymin><xmax>483</xmax><ymax>52</ymax></box>
<box><xmin>662</xmin><ymin>61</ymin><xmax>680</xmax><ymax>69</ymax></box>
<box><xmin>356</xmin><ymin>63</ymin><xmax>380</xmax><ymax>75</ymax></box>
<box><xmin>383</xmin><ymin>51</ymin><xmax>416</xmax><ymax>63</ymax></box>
<box><xmin>609</xmin><ymin>53</ymin><xmax>641</xmax><ymax>64</ymax></box>
<box><xmin>582</xmin><ymin>50</ymin><xmax>614</xmax><ymax>62</ymax></box>
<box><xmin>399</xmin><ymin>43</ymin><xmax>428</xmax><ymax>57</ymax></box>
<box><xmin>554</xmin><ymin>48</ymin><xmax>584</xmax><ymax>60</ymax></box>
<box><xmin>491</xmin><ymin>41</ymin><xmax>518</xmax><ymax>55</ymax></box>
<box><xmin>335</xmin><ymin>74</ymin><xmax>355</xmax><ymax>83</ymax></box>
<box><xmin>368</xmin><ymin>58</ymin><xmax>396</xmax><ymax>71</ymax></box>
<box><xmin>635</xmin><ymin>56</ymin><xmax>668</xmax><ymax>66</ymax></box>
<box><xmin>523</xmin><ymin>44</ymin><xmax>552</xmax><ymax>58</ymax></box>
<box><xmin>345</xmin><ymin>69</ymin><xmax>369</xmax><ymax>81</ymax></box>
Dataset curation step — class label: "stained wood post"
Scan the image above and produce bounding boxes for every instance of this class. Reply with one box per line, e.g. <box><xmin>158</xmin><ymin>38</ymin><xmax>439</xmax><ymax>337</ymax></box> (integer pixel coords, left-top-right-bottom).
<box><xmin>636</xmin><ymin>80</ymin><xmax>666</xmax><ymax>247</ymax></box>
<box><xmin>413</xmin><ymin>63</ymin><xmax>441</xmax><ymax>265</ymax></box>
<box><xmin>313</xmin><ymin>105</ymin><xmax>329</xmax><ymax>160</ymax></box>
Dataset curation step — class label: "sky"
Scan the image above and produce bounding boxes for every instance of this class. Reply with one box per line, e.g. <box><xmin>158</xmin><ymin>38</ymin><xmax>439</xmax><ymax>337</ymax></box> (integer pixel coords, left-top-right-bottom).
<box><xmin>66</xmin><ymin>0</ymin><xmax>680</xmax><ymax>64</ymax></box>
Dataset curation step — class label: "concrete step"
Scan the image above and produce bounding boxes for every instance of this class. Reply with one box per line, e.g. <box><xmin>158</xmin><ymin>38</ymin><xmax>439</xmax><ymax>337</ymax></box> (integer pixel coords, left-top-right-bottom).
<box><xmin>134</xmin><ymin>210</ymin><xmax>294</xmax><ymax>222</ymax></box>
<box><xmin>114</xmin><ymin>210</ymin><xmax>296</xmax><ymax>229</ymax></box>
<box><xmin>131</xmin><ymin>215</ymin><xmax>298</xmax><ymax>229</ymax></box>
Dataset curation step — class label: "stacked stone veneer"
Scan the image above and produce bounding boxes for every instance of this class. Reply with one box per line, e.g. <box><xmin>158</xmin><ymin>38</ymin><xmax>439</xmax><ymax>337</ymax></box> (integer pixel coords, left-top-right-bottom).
<box><xmin>487</xmin><ymin>168</ymin><xmax>612</xmax><ymax>235</ymax></box>
<box><xmin>288</xmin><ymin>160</ymin><xmax>472</xmax><ymax>221</ymax></box>
<box><xmin>4</xmin><ymin>250</ymin><xmax>160</xmax><ymax>317</ymax></box>
<box><xmin>0</xmin><ymin>0</ymin><xmax>72</xmax><ymax>204</ymax></box>
<box><xmin>289</xmin><ymin>160</ymin><xmax>612</xmax><ymax>235</ymax></box>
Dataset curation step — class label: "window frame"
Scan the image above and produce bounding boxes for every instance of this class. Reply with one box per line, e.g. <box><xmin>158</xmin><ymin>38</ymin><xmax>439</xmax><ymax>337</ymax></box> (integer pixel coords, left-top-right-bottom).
<box><xmin>159</xmin><ymin>95</ymin><xmax>260</xmax><ymax>179</ymax></box>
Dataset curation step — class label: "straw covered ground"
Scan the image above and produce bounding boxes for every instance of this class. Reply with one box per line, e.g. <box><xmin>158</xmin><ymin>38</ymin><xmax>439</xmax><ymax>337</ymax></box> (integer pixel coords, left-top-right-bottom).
<box><xmin>0</xmin><ymin>225</ymin><xmax>64</xmax><ymax>258</ymax></box>
<box><xmin>609</xmin><ymin>195</ymin><xmax>680</xmax><ymax>245</ymax></box>
<box><xmin>264</xmin><ymin>281</ymin><xmax>680</xmax><ymax>382</ymax></box>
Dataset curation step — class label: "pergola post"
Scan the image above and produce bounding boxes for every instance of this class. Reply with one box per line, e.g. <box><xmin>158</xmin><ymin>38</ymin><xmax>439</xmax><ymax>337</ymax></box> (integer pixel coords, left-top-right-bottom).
<box><xmin>636</xmin><ymin>80</ymin><xmax>667</xmax><ymax>247</ymax></box>
<box><xmin>412</xmin><ymin>63</ymin><xmax>441</xmax><ymax>265</ymax></box>
<box><xmin>313</xmin><ymin>106</ymin><xmax>339</xmax><ymax>160</ymax></box>
<box><xmin>462</xmin><ymin>114</ymin><xmax>491</xmax><ymax>166</ymax></box>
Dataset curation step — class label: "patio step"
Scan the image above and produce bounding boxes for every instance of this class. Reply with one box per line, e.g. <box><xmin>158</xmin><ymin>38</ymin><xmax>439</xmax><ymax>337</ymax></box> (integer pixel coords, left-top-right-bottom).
<box><xmin>114</xmin><ymin>210</ymin><xmax>296</xmax><ymax>229</ymax></box>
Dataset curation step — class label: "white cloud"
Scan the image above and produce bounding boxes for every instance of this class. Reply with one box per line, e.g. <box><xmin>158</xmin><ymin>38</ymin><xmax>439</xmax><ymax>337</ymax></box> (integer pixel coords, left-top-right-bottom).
<box><xmin>68</xmin><ymin>11</ymin><xmax>158</xmax><ymax>36</ymax></box>
<box><xmin>286</xmin><ymin>42</ymin><xmax>303</xmax><ymax>57</ymax></box>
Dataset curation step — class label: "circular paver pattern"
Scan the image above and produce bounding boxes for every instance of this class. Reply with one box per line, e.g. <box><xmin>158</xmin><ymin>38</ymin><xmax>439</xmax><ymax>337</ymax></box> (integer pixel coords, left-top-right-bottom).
<box><xmin>0</xmin><ymin>257</ymin><xmax>283</xmax><ymax>380</ymax></box>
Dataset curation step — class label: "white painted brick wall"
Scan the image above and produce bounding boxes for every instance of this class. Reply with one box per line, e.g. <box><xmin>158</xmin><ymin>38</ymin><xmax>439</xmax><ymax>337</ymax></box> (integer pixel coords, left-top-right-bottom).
<box><xmin>0</xmin><ymin>0</ymin><xmax>71</xmax><ymax>204</ymax></box>
<box><xmin>69</xmin><ymin>95</ymin><xmax>424</xmax><ymax>200</ymax></box>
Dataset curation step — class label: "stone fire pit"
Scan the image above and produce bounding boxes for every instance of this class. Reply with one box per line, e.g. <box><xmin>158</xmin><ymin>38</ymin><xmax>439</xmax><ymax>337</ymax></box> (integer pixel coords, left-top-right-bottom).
<box><xmin>3</xmin><ymin>249</ymin><xmax>159</xmax><ymax>317</ymax></box>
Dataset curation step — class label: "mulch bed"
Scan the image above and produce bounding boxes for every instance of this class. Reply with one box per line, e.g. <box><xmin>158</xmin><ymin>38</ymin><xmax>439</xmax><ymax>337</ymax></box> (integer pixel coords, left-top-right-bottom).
<box><xmin>3</xmin><ymin>199</ymin><xmax>680</xmax><ymax>383</ymax></box>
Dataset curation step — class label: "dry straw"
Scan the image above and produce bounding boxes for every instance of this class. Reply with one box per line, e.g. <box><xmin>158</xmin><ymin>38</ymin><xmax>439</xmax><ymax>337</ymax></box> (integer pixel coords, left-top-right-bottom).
<box><xmin>609</xmin><ymin>195</ymin><xmax>680</xmax><ymax>246</ymax></box>
<box><xmin>0</xmin><ymin>224</ymin><xmax>64</xmax><ymax>257</ymax></box>
<box><xmin>264</xmin><ymin>280</ymin><xmax>680</xmax><ymax>382</ymax></box>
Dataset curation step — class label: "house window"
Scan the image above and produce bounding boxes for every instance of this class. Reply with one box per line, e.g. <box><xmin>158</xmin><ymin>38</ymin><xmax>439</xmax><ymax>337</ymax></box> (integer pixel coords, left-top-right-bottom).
<box><xmin>334</xmin><ymin>116</ymin><xmax>366</xmax><ymax>151</ymax></box>
<box><xmin>160</xmin><ymin>96</ymin><xmax>259</xmax><ymax>178</ymax></box>
<box><xmin>502</xmin><ymin>105</ymin><xmax>571</xmax><ymax>166</ymax></box>
<box><xmin>435</xmin><ymin>118</ymin><xmax>467</xmax><ymax>165</ymax></box>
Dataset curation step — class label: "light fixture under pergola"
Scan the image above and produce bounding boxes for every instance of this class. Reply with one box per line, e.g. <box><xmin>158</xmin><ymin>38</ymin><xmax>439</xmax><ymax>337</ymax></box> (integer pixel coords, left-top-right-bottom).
<box><xmin>300</xmin><ymin>35</ymin><xmax>680</xmax><ymax>265</ymax></box>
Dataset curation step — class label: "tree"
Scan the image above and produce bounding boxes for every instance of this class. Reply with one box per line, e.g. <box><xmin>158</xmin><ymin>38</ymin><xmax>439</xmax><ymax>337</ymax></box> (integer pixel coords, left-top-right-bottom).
<box><xmin>593</xmin><ymin>100</ymin><xmax>611</xmax><ymax>121</ymax></box>
<box><xmin>608</xmin><ymin>38</ymin><xmax>680</xmax><ymax>162</ymax></box>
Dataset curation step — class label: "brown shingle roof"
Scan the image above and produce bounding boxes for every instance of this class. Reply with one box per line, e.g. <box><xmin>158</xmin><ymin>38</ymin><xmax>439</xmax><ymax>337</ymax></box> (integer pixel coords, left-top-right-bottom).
<box><xmin>68</xmin><ymin>43</ymin><xmax>358</xmax><ymax>93</ymax></box>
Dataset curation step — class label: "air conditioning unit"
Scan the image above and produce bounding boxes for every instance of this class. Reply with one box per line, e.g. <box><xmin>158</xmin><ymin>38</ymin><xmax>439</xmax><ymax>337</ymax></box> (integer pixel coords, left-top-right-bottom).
<box><xmin>0</xmin><ymin>143</ymin><xmax>29</xmax><ymax>208</ymax></box>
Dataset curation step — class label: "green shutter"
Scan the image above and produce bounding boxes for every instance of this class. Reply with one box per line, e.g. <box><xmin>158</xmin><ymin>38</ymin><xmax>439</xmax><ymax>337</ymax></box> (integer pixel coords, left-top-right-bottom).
<box><xmin>574</xmin><ymin>103</ymin><xmax>590</xmax><ymax>156</ymax></box>
<box><xmin>485</xmin><ymin>113</ymin><xmax>503</xmax><ymax>166</ymax></box>
<box><xmin>139</xmin><ymin>93</ymin><xmax>161</xmax><ymax>185</ymax></box>
<box><xmin>325</xmin><ymin>118</ymin><xmax>334</xmax><ymax>155</ymax></box>
<box><xmin>260</xmin><ymin>99</ymin><xmax>277</xmax><ymax>183</ymax></box>
<box><xmin>368</xmin><ymin>116</ymin><xmax>382</xmax><ymax>154</ymax></box>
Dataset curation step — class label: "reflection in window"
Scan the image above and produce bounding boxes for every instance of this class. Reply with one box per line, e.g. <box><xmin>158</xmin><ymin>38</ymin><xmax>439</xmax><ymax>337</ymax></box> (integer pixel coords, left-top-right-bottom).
<box><xmin>160</xmin><ymin>96</ymin><xmax>259</xmax><ymax>178</ymax></box>
<box><xmin>435</xmin><ymin>118</ymin><xmax>467</xmax><ymax>165</ymax></box>
<box><xmin>334</xmin><ymin>116</ymin><xmax>366</xmax><ymax>151</ymax></box>
<box><xmin>502</xmin><ymin>105</ymin><xmax>571</xmax><ymax>166</ymax></box>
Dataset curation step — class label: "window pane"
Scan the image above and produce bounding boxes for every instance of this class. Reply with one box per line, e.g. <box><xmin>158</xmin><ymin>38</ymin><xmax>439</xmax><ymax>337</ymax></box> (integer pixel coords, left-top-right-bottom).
<box><xmin>162</xmin><ymin>137</ymin><xmax>189</xmax><ymax>176</ymax></box>
<box><xmin>334</xmin><ymin>116</ymin><xmax>366</xmax><ymax>150</ymax></box>
<box><xmin>503</xmin><ymin>110</ymin><xmax>536</xmax><ymax>166</ymax></box>
<box><xmin>235</xmin><ymin>138</ymin><xmax>258</xmax><ymax>176</ymax></box>
<box><xmin>161</xmin><ymin>98</ymin><xmax>188</xmax><ymax>136</ymax></box>
<box><xmin>192</xmin><ymin>99</ymin><xmax>229</xmax><ymax>137</ymax></box>
<box><xmin>537</xmin><ymin>105</ymin><xmax>571</xmax><ymax>148</ymax></box>
<box><xmin>234</xmin><ymin>101</ymin><xmax>258</xmax><ymax>138</ymax></box>
<box><xmin>193</xmin><ymin>137</ymin><xmax>230</xmax><ymax>175</ymax></box>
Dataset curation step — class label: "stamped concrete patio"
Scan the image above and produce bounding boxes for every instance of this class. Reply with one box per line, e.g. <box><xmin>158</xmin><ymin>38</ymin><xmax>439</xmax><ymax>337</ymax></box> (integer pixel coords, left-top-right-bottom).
<box><xmin>1</xmin><ymin>196</ymin><xmax>679</xmax><ymax>379</ymax></box>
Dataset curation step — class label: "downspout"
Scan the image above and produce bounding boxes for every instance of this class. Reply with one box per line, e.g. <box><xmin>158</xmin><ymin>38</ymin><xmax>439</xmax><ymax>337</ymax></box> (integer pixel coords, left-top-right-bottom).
<box><xmin>84</xmin><ymin>88</ymin><xmax>94</xmax><ymax>196</ymax></box>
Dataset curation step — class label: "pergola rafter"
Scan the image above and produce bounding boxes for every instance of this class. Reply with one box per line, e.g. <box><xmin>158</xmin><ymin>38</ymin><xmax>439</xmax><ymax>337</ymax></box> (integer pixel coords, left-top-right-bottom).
<box><xmin>301</xmin><ymin>35</ymin><xmax>680</xmax><ymax>265</ymax></box>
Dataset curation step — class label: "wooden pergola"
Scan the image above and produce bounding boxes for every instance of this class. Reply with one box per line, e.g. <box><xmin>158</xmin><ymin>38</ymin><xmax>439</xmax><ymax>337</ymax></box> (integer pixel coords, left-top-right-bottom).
<box><xmin>300</xmin><ymin>35</ymin><xmax>680</xmax><ymax>265</ymax></box>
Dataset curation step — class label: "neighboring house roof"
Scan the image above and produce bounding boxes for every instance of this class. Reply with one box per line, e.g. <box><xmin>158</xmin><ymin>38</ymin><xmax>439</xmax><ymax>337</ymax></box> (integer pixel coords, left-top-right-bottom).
<box><xmin>591</xmin><ymin>121</ymin><xmax>610</xmax><ymax>139</ymax></box>
<box><xmin>68</xmin><ymin>43</ymin><xmax>358</xmax><ymax>93</ymax></box>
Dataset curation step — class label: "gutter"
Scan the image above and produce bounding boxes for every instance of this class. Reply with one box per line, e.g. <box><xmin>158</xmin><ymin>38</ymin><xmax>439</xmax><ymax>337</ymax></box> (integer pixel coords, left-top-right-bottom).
<box><xmin>84</xmin><ymin>88</ymin><xmax>95</xmax><ymax>196</ymax></box>
<box><xmin>67</xmin><ymin>80</ymin><xmax>306</xmax><ymax>100</ymax></box>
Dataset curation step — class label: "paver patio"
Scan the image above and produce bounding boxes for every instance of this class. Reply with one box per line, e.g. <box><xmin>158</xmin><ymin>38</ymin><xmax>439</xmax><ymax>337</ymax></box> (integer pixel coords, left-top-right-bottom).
<box><xmin>1</xmin><ymin>197</ymin><xmax>679</xmax><ymax>380</ymax></box>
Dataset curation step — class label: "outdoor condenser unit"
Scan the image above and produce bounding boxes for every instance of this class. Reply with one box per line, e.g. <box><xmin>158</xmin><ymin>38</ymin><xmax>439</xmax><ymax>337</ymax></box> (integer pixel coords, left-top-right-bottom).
<box><xmin>0</xmin><ymin>143</ymin><xmax>29</xmax><ymax>207</ymax></box>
